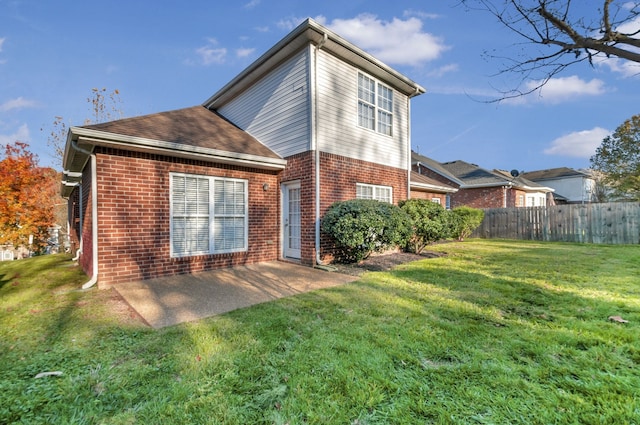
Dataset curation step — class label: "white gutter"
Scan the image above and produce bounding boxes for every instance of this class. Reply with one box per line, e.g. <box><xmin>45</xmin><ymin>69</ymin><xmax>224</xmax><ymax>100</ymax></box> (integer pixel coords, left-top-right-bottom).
<box><xmin>71</xmin><ymin>127</ymin><xmax>287</xmax><ymax>171</ymax></box>
<box><xmin>71</xmin><ymin>139</ymin><xmax>99</xmax><ymax>290</ymax></box>
<box><xmin>314</xmin><ymin>33</ymin><xmax>328</xmax><ymax>266</ymax></box>
<box><xmin>410</xmin><ymin>182</ymin><xmax>458</xmax><ymax>193</ymax></box>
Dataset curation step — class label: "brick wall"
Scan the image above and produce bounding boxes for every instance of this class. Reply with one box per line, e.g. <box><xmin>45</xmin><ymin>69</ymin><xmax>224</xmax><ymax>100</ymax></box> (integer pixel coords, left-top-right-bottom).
<box><xmin>410</xmin><ymin>190</ymin><xmax>447</xmax><ymax>205</ymax></box>
<box><xmin>450</xmin><ymin>187</ymin><xmax>507</xmax><ymax>209</ymax></box>
<box><xmin>92</xmin><ymin>148</ymin><xmax>280</xmax><ymax>286</ymax></box>
<box><xmin>278</xmin><ymin>151</ymin><xmax>408</xmax><ymax>265</ymax></box>
<box><xmin>318</xmin><ymin>152</ymin><xmax>408</xmax><ymax>263</ymax></box>
<box><xmin>278</xmin><ymin>152</ymin><xmax>316</xmax><ymax>266</ymax></box>
<box><xmin>80</xmin><ymin>165</ymin><xmax>93</xmax><ymax>277</ymax></box>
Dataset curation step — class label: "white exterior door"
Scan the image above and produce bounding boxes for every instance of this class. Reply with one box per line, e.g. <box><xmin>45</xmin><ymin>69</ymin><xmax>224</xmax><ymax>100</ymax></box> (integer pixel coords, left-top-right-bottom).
<box><xmin>282</xmin><ymin>182</ymin><xmax>301</xmax><ymax>259</ymax></box>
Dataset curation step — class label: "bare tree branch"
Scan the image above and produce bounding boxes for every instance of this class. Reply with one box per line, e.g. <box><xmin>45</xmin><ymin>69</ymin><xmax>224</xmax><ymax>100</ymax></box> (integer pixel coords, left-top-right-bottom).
<box><xmin>461</xmin><ymin>0</ymin><xmax>640</xmax><ymax>100</ymax></box>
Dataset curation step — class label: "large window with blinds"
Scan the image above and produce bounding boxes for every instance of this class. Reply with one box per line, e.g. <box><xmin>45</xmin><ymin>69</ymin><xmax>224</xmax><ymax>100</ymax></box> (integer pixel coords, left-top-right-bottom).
<box><xmin>170</xmin><ymin>173</ymin><xmax>247</xmax><ymax>257</ymax></box>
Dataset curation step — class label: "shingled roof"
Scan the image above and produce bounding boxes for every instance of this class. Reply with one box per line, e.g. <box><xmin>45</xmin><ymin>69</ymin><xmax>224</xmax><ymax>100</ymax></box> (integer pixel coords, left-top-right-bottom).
<box><xmin>79</xmin><ymin>106</ymin><xmax>281</xmax><ymax>160</ymax></box>
<box><xmin>520</xmin><ymin>167</ymin><xmax>592</xmax><ymax>181</ymax></box>
<box><xmin>410</xmin><ymin>171</ymin><xmax>457</xmax><ymax>193</ymax></box>
<box><xmin>61</xmin><ymin>106</ymin><xmax>286</xmax><ymax>197</ymax></box>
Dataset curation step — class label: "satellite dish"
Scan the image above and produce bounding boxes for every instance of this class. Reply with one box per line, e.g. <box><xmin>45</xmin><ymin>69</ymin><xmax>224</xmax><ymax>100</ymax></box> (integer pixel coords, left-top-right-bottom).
<box><xmin>510</xmin><ymin>169</ymin><xmax>520</xmax><ymax>177</ymax></box>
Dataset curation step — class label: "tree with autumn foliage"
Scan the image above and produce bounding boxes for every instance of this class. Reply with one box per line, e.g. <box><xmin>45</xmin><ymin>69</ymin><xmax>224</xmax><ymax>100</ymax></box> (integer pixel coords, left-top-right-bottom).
<box><xmin>0</xmin><ymin>141</ymin><xmax>59</xmax><ymax>254</ymax></box>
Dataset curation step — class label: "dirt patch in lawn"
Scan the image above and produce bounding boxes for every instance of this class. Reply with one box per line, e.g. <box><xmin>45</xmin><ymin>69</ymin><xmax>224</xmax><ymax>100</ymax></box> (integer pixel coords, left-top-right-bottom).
<box><xmin>329</xmin><ymin>250</ymin><xmax>446</xmax><ymax>276</ymax></box>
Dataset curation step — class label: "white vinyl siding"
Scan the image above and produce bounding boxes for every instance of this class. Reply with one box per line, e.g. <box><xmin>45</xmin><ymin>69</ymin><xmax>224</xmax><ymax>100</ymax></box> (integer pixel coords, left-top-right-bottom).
<box><xmin>356</xmin><ymin>183</ymin><xmax>392</xmax><ymax>203</ymax></box>
<box><xmin>170</xmin><ymin>173</ymin><xmax>247</xmax><ymax>257</ymax></box>
<box><xmin>315</xmin><ymin>49</ymin><xmax>409</xmax><ymax>170</ymax></box>
<box><xmin>217</xmin><ymin>50</ymin><xmax>311</xmax><ymax>158</ymax></box>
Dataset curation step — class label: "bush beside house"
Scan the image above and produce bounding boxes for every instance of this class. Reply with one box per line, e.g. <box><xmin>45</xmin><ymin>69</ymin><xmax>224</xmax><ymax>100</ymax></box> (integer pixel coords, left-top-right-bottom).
<box><xmin>321</xmin><ymin>199</ymin><xmax>412</xmax><ymax>263</ymax></box>
<box><xmin>323</xmin><ymin>199</ymin><xmax>484</xmax><ymax>263</ymax></box>
<box><xmin>449</xmin><ymin>206</ymin><xmax>485</xmax><ymax>241</ymax></box>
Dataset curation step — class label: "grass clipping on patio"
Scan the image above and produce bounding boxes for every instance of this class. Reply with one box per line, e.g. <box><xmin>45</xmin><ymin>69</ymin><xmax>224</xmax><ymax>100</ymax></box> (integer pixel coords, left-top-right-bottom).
<box><xmin>1</xmin><ymin>240</ymin><xmax>639</xmax><ymax>424</ymax></box>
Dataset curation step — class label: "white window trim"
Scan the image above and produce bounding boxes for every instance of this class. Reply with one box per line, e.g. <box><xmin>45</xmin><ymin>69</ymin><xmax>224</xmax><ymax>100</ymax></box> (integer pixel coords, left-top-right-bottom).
<box><xmin>431</xmin><ymin>197</ymin><xmax>441</xmax><ymax>204</ymax></box>
<box><xmin>170</xmin><ymin>172</ymin><xmax>248</xmax><ymax>258</ymax></box>
<box><xmin>356</xmin><ymin>183</ymin><xmax>393</xmax><ymax>203</ymax></box>
<box><xmin>357</xmin><ymin>72</ymin><xmax>393</xmax><ymax>137</ymax></box>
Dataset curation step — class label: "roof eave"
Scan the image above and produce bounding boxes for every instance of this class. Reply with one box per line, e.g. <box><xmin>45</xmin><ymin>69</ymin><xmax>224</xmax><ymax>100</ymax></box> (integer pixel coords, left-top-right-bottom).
<box><xmin>410</xmin><ymin>182</ymin><xmax>458</xmax><ymax>193</ymax></box>
<box><xmin>63</xmin><ymin>127</ymin><xmax>287</xmax><ymax>173</ymax></box>
<box><xmin>203</xmin><ymin>18</ymin><xmax>425</xmax><ymax>109</ymax></box>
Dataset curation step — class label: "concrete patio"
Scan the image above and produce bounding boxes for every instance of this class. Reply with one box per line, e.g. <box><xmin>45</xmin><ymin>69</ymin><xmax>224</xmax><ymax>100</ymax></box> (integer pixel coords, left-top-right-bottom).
<box><xmin>114</xmin><ymin>261</ymin><xmax>359</xmax><ymax>328</ymax></box>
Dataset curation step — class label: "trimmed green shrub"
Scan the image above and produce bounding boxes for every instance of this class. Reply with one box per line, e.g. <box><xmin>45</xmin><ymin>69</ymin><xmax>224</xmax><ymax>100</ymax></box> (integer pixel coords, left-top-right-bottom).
<box><xmin>450</xmin><ymin>206</ymin><xmax>485</xmax><ymax>241</ymax></box>
<box><xmin>399</xmin><ymin>199</ymin><xmax>450</xmax><ymax>254</ymax></box>
<box><xmin>321</xmin><ymin>199</ymin><xmax>412</xmax><ymax>263</ymax></box>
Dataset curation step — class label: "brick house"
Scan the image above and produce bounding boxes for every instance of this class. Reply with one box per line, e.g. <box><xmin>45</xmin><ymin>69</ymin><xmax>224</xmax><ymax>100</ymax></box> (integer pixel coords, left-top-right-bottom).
<box><xmin>412</xmin><ymin>151</ymin><xmax>554</xmax><ymax>209</ymax></box>
<box><xmin>409</xmin><ymin>171</ymin><xmax>458</xmax><ymax>207</ymax></box>
<box><xmin>61</xmin><ymin>18</ymin><xmax>425</xmax><ymax>287</ymax></box>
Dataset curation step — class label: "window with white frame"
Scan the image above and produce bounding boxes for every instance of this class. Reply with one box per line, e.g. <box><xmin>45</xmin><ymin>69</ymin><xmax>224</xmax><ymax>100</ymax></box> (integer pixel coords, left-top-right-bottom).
<box><xmin>358</xmin><ymin>72</ymin><xmax>393</xmax><ymax>136</ymax></box>
<box><xmin>170</xmin><ymin>173</ymin><xmax>247</xmax><ymax>257</ymax></box>
<box><xmin>356</xmin><ymin>183</ymin><xmax>392</xmax><ymax>203</ymax></box>
<box><xmin>432</xmin><ymin>197</ymin><xmax>441</xmax><ymax>204</ymax></box>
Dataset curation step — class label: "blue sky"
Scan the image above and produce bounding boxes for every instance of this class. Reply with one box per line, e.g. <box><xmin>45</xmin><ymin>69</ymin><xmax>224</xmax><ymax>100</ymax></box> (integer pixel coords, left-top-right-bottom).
<box><xmin>1</xmin><ymin>0</ymin><xmax>638</xmax><ymax>173</ymax></box>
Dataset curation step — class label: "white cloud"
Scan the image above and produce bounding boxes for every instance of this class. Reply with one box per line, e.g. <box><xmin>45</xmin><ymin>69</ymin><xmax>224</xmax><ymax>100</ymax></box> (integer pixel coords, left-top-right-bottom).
<box><xmin>195</xmin><ymin>38</ymin><xmax>227</xmax><ymax>65</ymax></box>
<box><xmin>505</xmin><ymin>76</ymin><xmax>606</xmax><ymax>104</ymax></box>
<box><xmin>544</xmin><ymin>127</ymin><xmax>611</xmax><ymax>158</ymax></box>
<box><xmin>277</xmin><ymin>17</ymin><xmax>306</xmax><ymax>32</ymax></box>
<box><xmin>427</xmin><ymin>63</ymin><xmax>459</xmax><ymax>78</ymax></box>
<box><xmin>0</xmin><ymin>123</ymin><xmax>30</xmax><ymax>146</ymax></box>
<box><xmin>236</xmin><ymin>48</ymin><xmax>255</xmax><ymax>58</ymax></box>
<box><xmin>599</xmin><ymin>57</ymin><xmax>640</xmax><ymax>78</ymax></box>
<box><xmin>0</xmin><ymin>97</ymin><xmax>39</xmax><ymax>112</ymax></box>
<box><xmin>324</xmin><ymin>14</ymin><xmax>448</xmax><ymax>66</ymax></box>
<box><xmin>403</xmin><ymin>9</ymin><xmax>440</xmax><ymax>20</ymax></box>
<box><xmin>0</xmin><ymin>37</ymin><xmax>5</xmax><ymax>64</ymax></box>
<box><xmin>244</xmin><ymin>0</ymin><xmax>260</xmax><ymax>9</ymax></box>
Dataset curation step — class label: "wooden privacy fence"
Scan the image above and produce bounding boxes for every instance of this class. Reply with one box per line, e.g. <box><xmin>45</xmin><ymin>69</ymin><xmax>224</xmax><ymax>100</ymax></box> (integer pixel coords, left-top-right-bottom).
<box><xmin>472</xmin><ymin>202</ymin><xmax>640</xmax><ymax>244</ymax></box>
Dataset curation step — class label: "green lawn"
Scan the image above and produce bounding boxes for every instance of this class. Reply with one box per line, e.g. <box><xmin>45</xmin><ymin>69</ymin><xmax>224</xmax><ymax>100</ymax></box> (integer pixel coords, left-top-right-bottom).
<box><xmin>1</xmin><ymin>240</ymin><xmax>638</xmax><ymax>424</ymax></box>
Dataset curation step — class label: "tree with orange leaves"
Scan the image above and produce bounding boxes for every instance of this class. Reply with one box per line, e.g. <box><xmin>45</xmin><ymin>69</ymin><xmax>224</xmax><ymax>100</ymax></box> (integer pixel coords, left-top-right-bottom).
<box><xmin>0</xmin><ymin>141</ymin><xmax>58</xmax><ymax>254</ymax></box>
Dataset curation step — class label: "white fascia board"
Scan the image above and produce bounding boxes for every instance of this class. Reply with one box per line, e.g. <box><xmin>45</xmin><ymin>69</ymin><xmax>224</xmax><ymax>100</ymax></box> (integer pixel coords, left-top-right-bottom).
<box><xmin>460</xmin><ymin>182</ymin><xmax>513</xmax><ymax>189</ymax></box>
<box><xmin>516</xmin><ymin>185</ymin><xmax>555</xmax><ymax>192</ymax></box>
<box><xmin>204</xmin><ymin>18</ymin><xmax>425</xmax><ymax>108</ymax></box>
<box><xmin>71</xmin><ymin>127</ymin><xmax>287</xmax><ymax>171</ymax></box>
<box><xmin>410</xmin><ymin>182</ymin><xmax>458</xmax><ymax>193</ymax></box>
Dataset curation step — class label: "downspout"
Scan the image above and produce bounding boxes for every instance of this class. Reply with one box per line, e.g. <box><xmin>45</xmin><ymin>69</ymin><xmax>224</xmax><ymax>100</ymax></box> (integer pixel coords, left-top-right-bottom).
<box><xmin>71</xmin><ymin>139</ymin><xmax>99</xmax><ymax>289</ymax></box>
<box><xmin>314</xmin><ymin>32</ymin><xmax>328</xmax><ymax>265</ymax></box>
<box><xmin>71</xmin><ymin>183</ymin><xmax>82</xmax><ymax>261</ymax></box>
<box><xmin>406</xmin><ymin>89</ymin><xmax>418</xmax><ymax>199</ymax></box>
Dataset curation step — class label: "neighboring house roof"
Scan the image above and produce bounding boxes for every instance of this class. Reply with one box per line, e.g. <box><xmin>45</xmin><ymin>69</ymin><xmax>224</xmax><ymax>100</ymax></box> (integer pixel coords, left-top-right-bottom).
<box><xmin>412</xmin><ymin>151</ymin><xmax>463</xmax><ymax>186</ymax></box>
<box><xmin>61</xmin><ymin>106</ymin><xmax>286</xmax><ymax>197</ymax></box>
<box><xmin>412</xmin><ymin>151</ymin><xmax>553</xmax><ymax>192</ymax></box>
<box><xmin>204</xmin><ymin>17</ymin><xmax>426</xmax><ymax>109</ymax></box>
<box><xmin>410</xmin><ymin>171</ymin><xmax>458</xmax><ymax>193</ymax></box>
<box><xmin>520</xmin><ymin>167</ymin><xmax>593</xmax><ymax>181</ymax></box>
<box><xmin>492</xmin><ymin>169</ymin><xmax>553</xmax><ymax>192</ymax></box>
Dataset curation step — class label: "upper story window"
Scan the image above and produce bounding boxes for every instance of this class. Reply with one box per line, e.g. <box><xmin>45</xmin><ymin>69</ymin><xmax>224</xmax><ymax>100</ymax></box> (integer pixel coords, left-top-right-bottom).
<box><xmin>356</xmin><ymin>183</ymin><xmax>392</xmax><ymax>203</ymax></box>
<box><xmin>358</xmin><ymin>73</ymin><xmax>393</xmax><ymax>136</ymax></box>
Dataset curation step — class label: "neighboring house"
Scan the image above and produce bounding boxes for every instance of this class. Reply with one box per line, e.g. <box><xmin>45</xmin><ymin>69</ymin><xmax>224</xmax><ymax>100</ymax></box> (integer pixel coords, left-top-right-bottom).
<box><xmin>61</xmin><ymin>18</ymin><xmax>425</xmax><ymax>287</ymax></box>
<box><xmin>520</xmin><ymin>167</ymin><xmax>596</xmax><ymax>204</ymax></box>
<box><xmin>409</xmin><ymin>171</ymin><xmax>458</xmax><ymax>208</ymax></box>
<box><xmin>412</xmin><ymin>152</ymin><xmax>554</xmax><ymax>209</ymax></box>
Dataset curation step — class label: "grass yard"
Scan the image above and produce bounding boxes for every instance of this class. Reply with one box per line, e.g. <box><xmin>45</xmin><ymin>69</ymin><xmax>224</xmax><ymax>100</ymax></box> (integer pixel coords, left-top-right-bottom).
<box><xmin>1</xmin><ymin>240</ymin><xmax>638</xmax><ymax>424</ymax></box>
